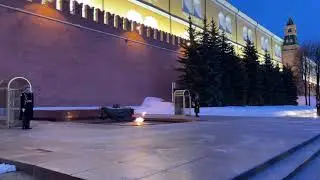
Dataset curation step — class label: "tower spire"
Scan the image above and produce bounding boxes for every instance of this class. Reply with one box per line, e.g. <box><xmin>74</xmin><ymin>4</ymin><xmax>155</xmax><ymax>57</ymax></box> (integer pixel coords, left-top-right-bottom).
<box><xmin>283</xmin><ymin>17</ymin><xmax>298</xmax><ymax>46</ymax></box>
<box><xmin>287</xmin><ymin>17</ymin><xmax>294</xmax><ymax>26</ymax></box>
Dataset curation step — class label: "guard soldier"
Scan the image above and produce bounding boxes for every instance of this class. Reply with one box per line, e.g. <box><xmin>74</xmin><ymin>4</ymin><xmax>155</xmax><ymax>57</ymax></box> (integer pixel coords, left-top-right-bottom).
<box><xmin>194</xmin><ymin>94</ymin><xmax>200</xmax><ymax>117</ymax></box>
<box><xmin>19</xmin><ymin>87</ymin><xmax>34</xmax><ymax>130</ymax></box>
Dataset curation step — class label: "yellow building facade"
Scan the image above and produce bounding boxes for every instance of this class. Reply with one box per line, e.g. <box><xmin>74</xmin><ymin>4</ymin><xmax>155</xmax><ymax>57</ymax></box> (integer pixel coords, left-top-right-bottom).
<box><xmin>75</xmin><ymin>0</ymin><xmax>283</xmax><ymax>64</ymax></box>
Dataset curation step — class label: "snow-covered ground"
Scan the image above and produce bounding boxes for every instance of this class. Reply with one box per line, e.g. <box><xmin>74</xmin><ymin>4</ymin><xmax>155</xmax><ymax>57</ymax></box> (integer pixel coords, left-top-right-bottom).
<box><xmin>297</xmin><ymin>96</ymin><xmax>316</xmax><ymax>106</ymax></box>
<box><xmin>134</xmin><ymin>97</ymin><xmax>318</xmax><ymax>118</ymax></box>
<box><xmin>30</xmin><ymin>96</ymin><xmax>318</xmax><ymax>118</ymax></box>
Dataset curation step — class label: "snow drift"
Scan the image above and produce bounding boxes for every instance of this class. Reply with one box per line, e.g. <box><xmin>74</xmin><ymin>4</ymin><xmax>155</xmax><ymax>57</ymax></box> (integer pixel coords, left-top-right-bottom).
<box><xmin>134</xmin><ymin>97</ymin><xmax>317</xmax><ymax>118</ymax></box>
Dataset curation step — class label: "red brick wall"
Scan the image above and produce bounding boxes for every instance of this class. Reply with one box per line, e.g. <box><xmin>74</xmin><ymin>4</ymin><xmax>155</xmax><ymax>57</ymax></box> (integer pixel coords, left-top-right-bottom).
<box><xmin>0</xmin><ymin>1</ymin><xmax>180</xmax><ymax>106</ymax></box>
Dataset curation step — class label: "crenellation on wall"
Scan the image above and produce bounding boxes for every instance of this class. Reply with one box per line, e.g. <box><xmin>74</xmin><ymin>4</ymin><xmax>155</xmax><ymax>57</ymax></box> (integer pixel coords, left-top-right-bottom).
<box><xmin>160</xmin><ymin>31</ymin><xmax>164</xmax><ymax>42</ymax></box>
<box><xmin>60</xmin><ymin>0</ymin><xmax>69</xmax><ymax>13</ymax></box>
<box><xmin>113</xmin><ymin>15</ymin><xmax>120</xmax><ymax>29</ymax></box>
<box><xmin>93</xmin><ymin>8</ymin><xmax>98</xmax><ymax>22</ymax></box>
<box><xmin>81</xmin><ymin>3</ymin><xmax>86</xmax><ymax>18</ymax></box>
<box><xmin>166</xmin><ymin>33</ymin><xmax>170</xmax><ymax>44</ymax></box>
<box><xmin>172</xmin><ymin>35</ymin><xmax>176</xmax><ymax>45</ymax></box>
<box><xmin>119</xmin><ymin>16</ymin><xmax>125</xmax><ymax>31</ymax></box>
<box><xmin>73</xmin><ymin>1</ymin><xmax>82</xmax><ymax>16</ymax></box>
<box><xmin>138</xmin><ymin>24</ymin><xmax>144</xmax><ymax>36</ymax></box>
<box><xmin>105</xmin><ymin>12</ymin><xmax>112</xmax><ymax>25</ymax></box>
<box><xmin>85</xmin><ymin>5</ymin><xmax>94</xmax><ymax>21</ymax></box>
<box><xmin>129</xmin><ymin>21</ymin><xmax>135</xmax><ymax>32</ymax></box>
<box><xmin>122</xmin><ymin>18</ymin><xmax>129</xmax><ymax>31</ymax></box>
<box><xmin>146</xmin><ymin>27</ymin><xmax>151</xmax><ymax>38</ymax></box>
<box><xmin>36</xmin><ymin>0</ymin><xmax>181</xmax><ymax>47</ymax></box>
<box><xmin>96</xmin><ymin>9</ymin><xmax>104</xmax><ymax>24</ymax></box>
<box><xmin>153</xmin><ymin>29</ymin><xmax>158</xmax><ymax>40</ymax></box>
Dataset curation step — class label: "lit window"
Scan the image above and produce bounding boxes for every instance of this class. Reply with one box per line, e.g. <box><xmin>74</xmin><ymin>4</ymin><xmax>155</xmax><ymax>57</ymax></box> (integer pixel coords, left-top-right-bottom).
<box><xmin>219</xmin><ymin>12</ymin><xmax>226</xmax><ymax>31</ymax></box>
<box><xmin>182</xmin><ymin>0</ymin><xmax>202</xmax><ymax>19</ymax></box>
<box><xmin>261</xmin><ymin>36</ymin><xmax>269</xmax><ymax>51</ymax></box>
<box><xmin>261</xmin><ymin>36</ymin><xmax>265</xmax><ymax>50</ymax></box>
<box><xmin>265</xmin><ymin>38</ymin><xmax>269</xmax><ymax>50</ymax></box>
<box><xmin>243</xmin><ymin>26</ymin><xmax>248</xmax><ymax>40</ymax></box>
<box><xmin>144</xmin><ymin>16</ymin><xmax>158</xmax><ymax>29</ymax></box>
<box><xmin>275</xmin><ymin>45</ymin><xmax>282</xmax><ymax>57</ymax></box>
<box><xmin>226</xmin><ymin>16</ymin><xmax>232</xmax><ymax>34</ymax></box>
<box><xmin>193</xmin><ymin>0</ymin><xmax>202</xmax><ymax>19</ymax></box>
<box><xmin>248</xmin><ymin>29</ymin><xmax>253</xmax><ymax>42</ymax></box>
<box><xmin>127</xmin><ymin>10</ymin><xmax>143</xmax><ymax>24</ymax></box>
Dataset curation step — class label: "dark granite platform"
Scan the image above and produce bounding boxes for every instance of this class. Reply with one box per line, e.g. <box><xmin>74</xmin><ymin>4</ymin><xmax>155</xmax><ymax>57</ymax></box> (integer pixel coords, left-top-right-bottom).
<box><xmin>1</xmin><ymin>117</ymin><xmax>320</xmax><ymax>179</ymax></box>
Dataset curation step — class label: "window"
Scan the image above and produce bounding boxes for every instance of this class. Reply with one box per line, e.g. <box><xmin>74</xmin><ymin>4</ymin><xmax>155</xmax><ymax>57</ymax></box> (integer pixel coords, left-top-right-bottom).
<box><xmin>127</xmin><ymin>10</ymin><xmax>143</xmax><ymax>23</ymax></box>
<box><xmin>275</xmin><ymin>45</ymin><xmax>282</xmax><ymax>58</ymax></box>
<box><xmin>182</xmin><ymin>0</ymin><xmax>193</xmax><ymax>15</ymax></box>
<box><xmin>219</xmin><ymin>13</ymin><xmax>232</xmax><ymax>34</ymax></box>
<box><xmin>265</xmin><ymin>38</ymin><xmax>269</xmax><ymax>50</ymax></box>
<box><xmin>144</xmin><ymin>16</ymin><xmax>158</xmax><ymax>29</ymax></box>
<box><xmin>182</xmin><ymin>0</ymin><xmax>202</xmax><ymax>19</ymax></box>
<box><xmin>219</xmin><ymin>12</ymin><xmax>226</xmax><ymax>31</ymax></box>
<box><xmin>243</xmin><ymin>26</ymin><xmax>253</xmax><ymax>42</ymax></box>
<box><xmin>261</xmin><ymin>36</ymin><xmax>265</xmax><ymax>49</ymax></box>
<box><xmin>226</xmin><ymin>16</ymin><xmax>232</xmax><ymax>34</ymax></box>
<box><xmin>261</xmin><ymin>36</ymin><xmax>269</xmax><ymax>51</ymax></box>
<box><xmin>288</xmin><ymin>28</ymin><xmax>292</xmax><ymax>33</ymax></box>
<box><xmin>248</xmin><ymin>29</ymin><xmax>253</xmax><ymax>42</ymax></box>
<box><xmin>243</xmin><ymin>26</ymin><xmax>248</xmax><ymax>40</ymax></box>
<box><xmin>193</xmin><ymin>0</ymin><xmax>202</xmax><ymax>19</ymax></box>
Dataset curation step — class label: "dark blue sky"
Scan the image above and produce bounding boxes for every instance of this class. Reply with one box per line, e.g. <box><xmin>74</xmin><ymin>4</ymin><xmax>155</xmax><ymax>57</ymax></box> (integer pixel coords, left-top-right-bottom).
<box><xmin>229</xmin><ymin>0</ymin><xmax>320</xmax><ymax>43</ymax></box>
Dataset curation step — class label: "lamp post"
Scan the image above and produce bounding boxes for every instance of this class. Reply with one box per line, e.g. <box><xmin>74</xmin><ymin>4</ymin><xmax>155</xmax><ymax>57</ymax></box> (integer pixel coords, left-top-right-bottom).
<box><xmin>204</xmin><ymin>0</ymin><xmax>206</xmax><ymax>19</ymax></box>
<box><xmin>102</xmin><ymin>0</ymin><xmax>104</xmax><ymax>11</ymax></box>
<box><xmin>169</xmin><ymin>0</ymin><xmax>172</xmax><ymax>34</ymax></box>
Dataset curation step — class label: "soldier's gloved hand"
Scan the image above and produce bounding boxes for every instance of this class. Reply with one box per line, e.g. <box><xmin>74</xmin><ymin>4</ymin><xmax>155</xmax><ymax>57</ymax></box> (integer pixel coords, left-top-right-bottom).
<box><xmin>22</xmin><ymin>108</ymin><xmax>25</xmax><ymax>112</ymax></box>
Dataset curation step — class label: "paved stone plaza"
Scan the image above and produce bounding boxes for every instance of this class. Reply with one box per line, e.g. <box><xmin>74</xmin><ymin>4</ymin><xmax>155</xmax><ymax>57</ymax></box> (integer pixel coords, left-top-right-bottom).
<box><xmin>1</xmin><ymin>117</ymin><xmax>320</xmax><ymax>180</ymax></box>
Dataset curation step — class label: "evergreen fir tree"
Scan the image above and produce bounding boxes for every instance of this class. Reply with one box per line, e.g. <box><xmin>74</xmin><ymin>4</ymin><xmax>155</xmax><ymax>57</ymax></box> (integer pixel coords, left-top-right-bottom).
<box><xmin>273</xmin><ymin>64</ymin><xmax>286</xmax><ymax>105</ymax></box>
<box><xmin>176</xmin><ymin>16</ymin><xmax>200</xmax><ymax>99</ymax></box>
<box><xmin>195</xmin><ymin>17</ymin><xmax>216</xmax><ymax>106</ymax></box>
<box><xmin>282</xmin><ymin>65</ymin><xmax>298</xmax><ymax>105</ymax></box>
<box><xmin>242</xmin><ymin>39</ymin><xmax>263</xmax><ymax>105</ymax></box>
<box><xmin>206</xmin><ymin>18</ymin><xmax>223</xmax><ymax>106</ymax></box>
<box><xmin>262</xmin><ymin>52</ymin><xmax>274</xmax><ymax>105</ymax></box>
<box><xmin>236</xmin><ymin>57</ymin><xmax>246</xmax><ymax>105</ymax></box>
<box><xmin>220</xmin><ymin>33</ymin><xmax>244</xmax><ymax>106</ymax></box>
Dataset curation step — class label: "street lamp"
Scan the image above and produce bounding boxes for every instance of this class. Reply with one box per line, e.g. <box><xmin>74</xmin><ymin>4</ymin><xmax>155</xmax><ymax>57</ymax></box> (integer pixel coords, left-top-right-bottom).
<box><xmin>169</xmin><ymin>0</ymin><xmax>172</xmax><ymax>34</ymax></box>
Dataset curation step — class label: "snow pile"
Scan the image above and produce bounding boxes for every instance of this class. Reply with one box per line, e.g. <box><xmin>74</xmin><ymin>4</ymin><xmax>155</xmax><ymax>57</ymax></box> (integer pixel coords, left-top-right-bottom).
<box><xmin>133</xmin><ymin>97</ymin><xmax>318</xmax><ymax>118</ymax></box>
<box><xmin>134</xmin><ymin>97</ymin><xmax>174</xmax><ymax>115</ymax></box>
<box><xmin>199</xmin><ymin>106</ymin><xmax>316</xmax><ymax>118</ymax></box>
<box><xmin>297</xmin><ymin>96</ymin><xmax>316</xmax><ymax>106</ymax></box>
<box><xmin>0</xmin><ymin>163</ymin><xmax>16</xmax><ymax>175</ymax></box>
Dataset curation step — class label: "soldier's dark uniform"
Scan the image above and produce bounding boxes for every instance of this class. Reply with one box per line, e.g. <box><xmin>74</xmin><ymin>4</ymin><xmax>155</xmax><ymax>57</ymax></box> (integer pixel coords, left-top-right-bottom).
<box><xmin>19</xmin><ymin>91</ymin><xmax>34</xmax><ymax>129</ymax></box>
<box><xmin>194</xmin><ymin>96</ymin><xmax>200</xmax><ymax>117</ymax></box>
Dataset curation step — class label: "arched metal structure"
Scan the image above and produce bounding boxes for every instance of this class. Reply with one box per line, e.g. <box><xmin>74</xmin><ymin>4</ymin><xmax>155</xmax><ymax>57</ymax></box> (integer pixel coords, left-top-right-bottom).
<box><xmin>173</xmin><ymin>90</ymin><xmax>192</xmax><ymax>116</ymax></box>
<box><xmin>0</xmin><ymin>77</ymin><xmax>32</xmax><ymax>128</ymax></box>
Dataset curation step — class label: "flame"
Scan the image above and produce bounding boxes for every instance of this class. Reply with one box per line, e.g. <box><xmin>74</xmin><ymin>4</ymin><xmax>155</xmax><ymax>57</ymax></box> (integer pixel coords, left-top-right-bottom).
<box><xmin>134</xmin><ymin>117</ymin><xmax>144</xmax><ymax>126</ymax></box>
